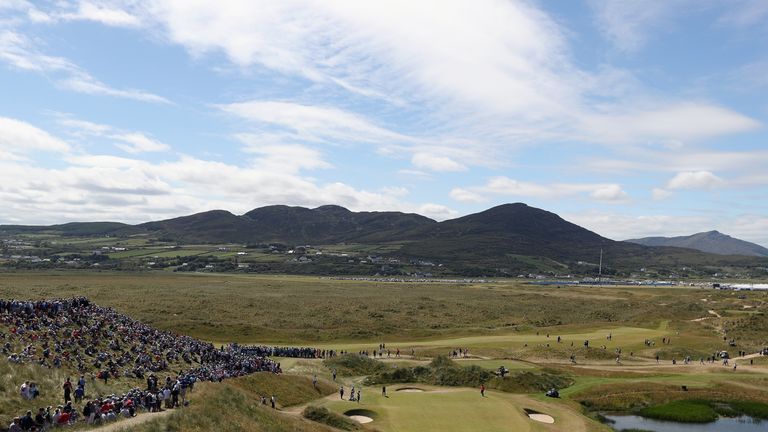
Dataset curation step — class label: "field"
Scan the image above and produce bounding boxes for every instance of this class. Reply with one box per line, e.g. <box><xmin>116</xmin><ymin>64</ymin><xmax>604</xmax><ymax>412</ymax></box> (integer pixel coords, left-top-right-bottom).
<box><xmin>1</xmin><ymin>271</ymin><xmax>768</xmax><ymax>431</ymax></box>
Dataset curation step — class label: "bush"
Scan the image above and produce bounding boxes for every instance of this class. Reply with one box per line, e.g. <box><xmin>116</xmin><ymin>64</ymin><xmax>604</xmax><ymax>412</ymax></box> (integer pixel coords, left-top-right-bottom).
<box><xmin>486</xmin><ymin>371</ymin><xmax>574</xmax><ymax>393</ymax></box>
<box><xmin>363</xmin><ymin>355</ymin><xmax>573</xmax><ymax>392</ymax></box>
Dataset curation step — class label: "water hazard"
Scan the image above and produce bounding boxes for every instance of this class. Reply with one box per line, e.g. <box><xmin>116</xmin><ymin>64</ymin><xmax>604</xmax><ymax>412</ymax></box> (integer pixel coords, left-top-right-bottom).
<box><xmin>605</xmin><ymin>414</ymin><xmax>768</xmax><ymax>432</ymax></box>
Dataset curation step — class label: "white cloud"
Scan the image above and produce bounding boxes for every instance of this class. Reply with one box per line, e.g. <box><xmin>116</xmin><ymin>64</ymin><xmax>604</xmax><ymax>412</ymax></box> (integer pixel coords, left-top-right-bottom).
<box><xmin>584</xmin><ymin>149</ymin><xmax>768</xmax><ymax>175</ymax></box>
<box><xmin>58</xmin><ymin>76</ymin><xmax>170</xmax><ymax>104</ymax></box>
<box><xmin>563</xmin><ymin>210</ymin><xmax>768</xmax><ymax>248</ymax></box>
<box><xmin>590</xmin><ymin>184</ymin><xmax>629</xmax><ymax>202</ymax></box>
<box><xmin>56</xmin><ymin>115</ymin><xmax>170</xmax><ymax>154</ymax></box>
<box><xmin>60</xmin><ymin>1</ymin><xmax>141</xmax><ymax>27</ymax></box>
<box><xmin>397</xmin><ymin>169</ymin><xmax>433</xmax><ymax>180</ymax></box>
<box><xmin>411</xmin><ymin>152</ymin><xmax>466</xmax><ymax>172</ymax></box>
<box><xmin>112</xmin><ymin>133</ymin><xmax>170</xmax><ymax>153</ymax></box>
<box><xmin>236</xmin><ymin>135</ymin><xmax>331</xmax><ymax>173</ymax></box>
<box><xmin>651</xmin><ymin>188</ymin><xmax>672</xmax><ymax>200</ymax></box>
<box><xmin>0</xmin><ymin>30</ymin><xmax>169</xmax><ymax>103</ymax></box>
<box><xmin>588</xmin><ymin>0</ymin><xmax>685</xmax><ymax>52</ymax></box>
<box><xmin>0</xmin><ymin>116</ymin><xmax>71</xmax><ymax>156</ymax></box>
<box><xmin>0</xmin><ymin>120</ymin><xmax>454</xmax><ymax>224</ymax></box>
<box><xmin>563</xmin><ymin>211</ymin><xmax>712</xmax><ymax>241</ymax></box>
<box><xmin>417</xmin><ymin>203</ymin><xmax>458</xmax><ymax>221</ymax></box>
<box><xmin>667</xmin><ymin>171</ymin><xmax>724</xmax><ymax>190</ymax></box>
<box><xmin>451</xmin><ymin>176</ymin><xmax>629</xmax><ymax>203</ymax></box>
<box><xmin>580</xmin><ymin>103</ymin><xmax>760</xmax><ymax>144</ymax></box>
<box><xmin>56</xmin><ymin>117</ymin><xmax>113</xmax><ymax>136</ymax></box>
<box><xmin>220</xmin><ymin>101</ymin><xmax>409</xmax><ymax>144</ymax></box>
<box><xmin>449</xmin><ymin>188</ymin><xmax>486</xmax><ymax>203</ymax></box>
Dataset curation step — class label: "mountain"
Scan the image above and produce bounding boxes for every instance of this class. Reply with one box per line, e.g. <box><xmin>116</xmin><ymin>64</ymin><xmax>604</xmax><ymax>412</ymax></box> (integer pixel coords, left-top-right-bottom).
<box><xmin>399</xmin><ymin>203</ymin><xmax>615</xmax><ymax>262</ymax></box>
<box><xmin>242</xmin><ymin>205</ymin><xmax>436</xmax><ymax>244</ymax></box>
<box><xmin>626</xmin><ymin>231</ymin><xmax>768</xmax><ymax>257</ymax></box>
<box><xmin>2</xmin><ymin>204</ymin><xmax>766</xmax><ymax>274</ymax></box>
<box><xmin>125</xmin><ymin>205</ymin><xmax>436</xmax><ymax>245</ymax></box>
<box><xmin>137</xmin><ymin>210</ymin><xmax>255</xmax><ymax>243</ymax></box>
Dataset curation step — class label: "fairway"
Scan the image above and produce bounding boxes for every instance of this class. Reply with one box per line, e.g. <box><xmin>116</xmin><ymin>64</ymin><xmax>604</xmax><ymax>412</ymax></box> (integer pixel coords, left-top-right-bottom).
<box><xmin>319</xmin><ymin>385</ymin><xmax>600</xmax><ymax>432</ymax></box>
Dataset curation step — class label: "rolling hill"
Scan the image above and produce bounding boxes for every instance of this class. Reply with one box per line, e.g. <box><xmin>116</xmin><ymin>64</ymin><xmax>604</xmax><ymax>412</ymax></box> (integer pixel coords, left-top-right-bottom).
<box><xmin>626</xmin><ymin>231</ymin><xmax>768</xmax><ymax>257</ymax></box>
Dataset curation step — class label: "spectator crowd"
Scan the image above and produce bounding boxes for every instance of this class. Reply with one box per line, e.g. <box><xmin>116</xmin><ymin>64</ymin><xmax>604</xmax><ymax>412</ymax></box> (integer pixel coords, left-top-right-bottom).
<box><xmin>1</xmin><ymin>297</ymin><xmax>325</xmax><ymax>431</ymax></box>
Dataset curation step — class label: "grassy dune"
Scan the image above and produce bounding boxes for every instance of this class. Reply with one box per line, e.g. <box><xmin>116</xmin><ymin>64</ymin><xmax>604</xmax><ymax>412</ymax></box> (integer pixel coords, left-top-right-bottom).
<box><xmin>129</xmin><ymin>376</ymin><xmax>338</xmax><ymax>432</ymax></box>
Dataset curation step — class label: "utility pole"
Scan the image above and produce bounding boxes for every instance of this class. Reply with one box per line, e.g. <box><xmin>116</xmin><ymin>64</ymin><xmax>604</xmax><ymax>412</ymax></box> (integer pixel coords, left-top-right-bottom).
<box><xmin>598</xmin><ymin>248</ymin><xmax>603</xmax><ymax>285</ymax></box>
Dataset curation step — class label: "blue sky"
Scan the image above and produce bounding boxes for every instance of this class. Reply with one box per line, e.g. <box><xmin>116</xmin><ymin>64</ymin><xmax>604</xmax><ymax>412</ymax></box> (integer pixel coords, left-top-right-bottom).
<box><xmin>1</xmin><ymin>1</ymin><xmax>767</xmax><ymax>246</ymax></box>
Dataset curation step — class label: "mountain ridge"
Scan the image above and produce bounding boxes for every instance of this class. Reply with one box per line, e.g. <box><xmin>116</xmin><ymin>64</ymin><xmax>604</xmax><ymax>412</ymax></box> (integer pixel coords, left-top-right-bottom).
<box><xmin>626</xmin><ymin>230</ymin><xmax>768</xmax><ymax>257</ymax></box>
<box><xmin>2</xmin><ymin>204</ymin><xmax>766</xmax><ymax>273</ymax></box>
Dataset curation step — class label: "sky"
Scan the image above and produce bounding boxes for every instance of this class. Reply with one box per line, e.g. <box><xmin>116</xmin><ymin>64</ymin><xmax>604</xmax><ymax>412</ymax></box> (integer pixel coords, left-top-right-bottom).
<box><xmin>0</xmin><ymin>1</ymin><xmax>767</xmax><ymax>246</ymax></box>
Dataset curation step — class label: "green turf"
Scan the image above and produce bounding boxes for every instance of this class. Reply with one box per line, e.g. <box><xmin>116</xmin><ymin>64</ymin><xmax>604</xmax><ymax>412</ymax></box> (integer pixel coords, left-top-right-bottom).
<box><xmin>639</xmin><ymin>400</ymin><xmax>718</xmax><ymax>423</ymax></box>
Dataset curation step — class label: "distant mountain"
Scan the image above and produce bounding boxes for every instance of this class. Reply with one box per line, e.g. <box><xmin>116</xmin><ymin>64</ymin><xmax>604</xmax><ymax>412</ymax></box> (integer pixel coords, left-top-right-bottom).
<box><xmin>0</xmin><ymin>222</ymin><xmax>129</xmax><ymax>236</ymax></box>
<box><xmin>399</xmin><ymin>203</ymin><xmax>616</xmax><ymax>262</ymax></box>
<box><xmin>242</xmin><ymin>205</ymin><xmax>436</xmax><ymax>244</ymax></box>
<box><xmin>2</xmin><ymin>204</ymin><xmax>766</xmax><ymax>273</ymax></box>
<box><xmin>626</xmin><ymin>231</ymin><xmax>768</xmax><ymax>257</ymax></box>
<box><xmin>123</xmin><ymin>205</ymin><xmax>436</xmax><ymax>245</ymax></box>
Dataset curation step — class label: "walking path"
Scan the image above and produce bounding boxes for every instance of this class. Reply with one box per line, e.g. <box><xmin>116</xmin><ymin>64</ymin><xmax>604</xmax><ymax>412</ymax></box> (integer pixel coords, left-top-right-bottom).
<box><xmin>91</xmin><ymin>409</ymin><xmax>175</xmax><ymax>432</ymax></box>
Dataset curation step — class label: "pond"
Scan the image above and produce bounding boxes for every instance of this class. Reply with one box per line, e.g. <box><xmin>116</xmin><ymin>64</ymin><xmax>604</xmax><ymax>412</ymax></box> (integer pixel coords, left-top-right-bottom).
<box><xmin>605</xmin><ymin>414</ymin><xmax>768</xmax><ymax>432</ymax></box>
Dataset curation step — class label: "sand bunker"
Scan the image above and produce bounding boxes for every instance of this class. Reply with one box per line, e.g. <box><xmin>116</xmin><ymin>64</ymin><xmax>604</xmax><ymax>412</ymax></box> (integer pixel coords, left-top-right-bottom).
<box><xmin>524</xmin><ymin>409</ymin><xmax>555</xmax><ymax>424</ymax></box>
<box><xmin>344</xmin><ymin>409</ymin><xmax>377</xmax><ymax>424</ymax></box>
<box><xmin>396</xmin><ymin>387</ymin><xmax>425</xmax><ymax>392</ymax></box>
<box><xmin>528</xmin><ymin>414</ymin><xmax>555</xmax><ymax>424</ymax></box>
<box><xmin>349</xmin><ymin>415</ymin><xmax>373</xmax><ymax>424</ymax></box>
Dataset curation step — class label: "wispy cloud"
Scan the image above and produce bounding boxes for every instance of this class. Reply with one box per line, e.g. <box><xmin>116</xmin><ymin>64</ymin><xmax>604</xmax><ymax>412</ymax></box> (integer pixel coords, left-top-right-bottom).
<box><xmin>0</xmin><ymin>29</ymin><xmax>169</xmax><ymax>103</ymax></box>
<box><xmin>587</xmin><ymin>0</ymin><xmax>686</xmax><ymax>53</ymax></box>
<box><xmin>0</xmin><ymin>116</ymin><xmax>71</xmax><ymax>157</ymax></box>
<box><xmin>450</xmin><ymin>176</ymin><xmax>629</xmax><ymax>203</ymax></box>
<box><xmin>56</xmin><ymin>114</ymin><xmax>170</xmax><ymax>154</ymax></box>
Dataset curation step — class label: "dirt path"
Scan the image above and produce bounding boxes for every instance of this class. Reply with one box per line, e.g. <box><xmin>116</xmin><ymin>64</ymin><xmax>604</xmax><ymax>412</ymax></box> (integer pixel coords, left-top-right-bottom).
<box><xmin>708</xmin><ymin>309</ymin><xmax>722</xmax><ymax>318</ymax></box>
<box><xmin>90</xmin><ymin>409</ymin><xmax>175</xmax><ymax>432</ymax></box>
<box><xmin>734</xmin><ymin>352</ymin><xmax>764</xmax><ymax>361</ymax></box>
<box><xmin>282</xmin><ymin>392</ymin><xmax>341</xmax><ymax>415</ymax></box>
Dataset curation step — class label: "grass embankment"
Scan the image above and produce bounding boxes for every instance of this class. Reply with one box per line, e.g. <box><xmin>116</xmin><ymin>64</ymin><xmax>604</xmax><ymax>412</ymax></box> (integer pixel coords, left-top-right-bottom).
<box><xmin>302</xmin><ymin>406</ymin><xmax>361</xmax><ymax>431</ymax></box>
<box><xmin>638</xmin><ymin>399</ymin><xmax>768</xmax><ymax>423</ymax></box>
<box><xmin>638</xmin><ymin>400</ymin><xmax>718</xmax><ymax>423</ymax></box>
<box><xmin>577</xmin><ymin>380</ymin><xmax>768</xmax><ymax>423</ymax></box>
<box><xmin>129</xmin><ymin>374</ymin><xmax>337</xmax><ymax>432</ymax></box>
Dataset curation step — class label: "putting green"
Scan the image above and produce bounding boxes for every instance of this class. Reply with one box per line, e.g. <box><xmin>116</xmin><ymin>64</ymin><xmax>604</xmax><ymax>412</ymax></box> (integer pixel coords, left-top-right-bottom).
<box><xmin>320</xmin><ymin>385</ymin><xmax>603</xmax><ymax>431</ymax></box>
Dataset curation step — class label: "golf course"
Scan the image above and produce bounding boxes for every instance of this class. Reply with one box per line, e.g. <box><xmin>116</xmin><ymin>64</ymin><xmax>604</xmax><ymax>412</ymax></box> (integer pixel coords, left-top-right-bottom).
<box><xmin>2</xmin><ymin>271</ymin><xmax>768</xmax><ymax>431</ymax></box>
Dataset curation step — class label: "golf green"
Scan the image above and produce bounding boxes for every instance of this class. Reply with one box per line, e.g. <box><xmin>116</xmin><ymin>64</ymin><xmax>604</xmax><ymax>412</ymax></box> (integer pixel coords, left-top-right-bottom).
<box><xmin>320</xmin><ymin>385</ymin><xmax>600</xmax><ymax>431</ymax></box>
